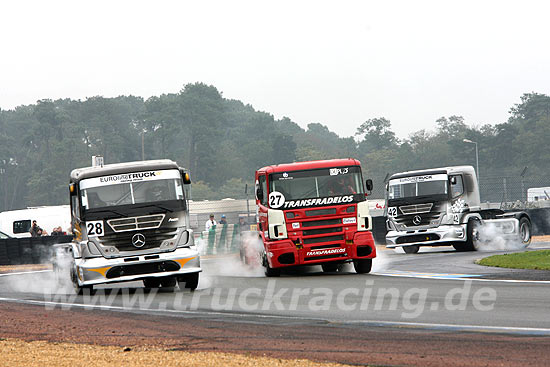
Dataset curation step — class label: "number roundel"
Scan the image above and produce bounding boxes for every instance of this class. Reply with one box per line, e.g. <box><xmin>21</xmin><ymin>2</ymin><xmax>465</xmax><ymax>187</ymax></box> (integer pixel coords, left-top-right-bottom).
<box><xmin>86</xmin><ymin>221</ymin><xmax>104</xmax><ymax>236</ymax></box>
<box><xmin>268</xmin><ymin>191</ymin><xmax>286</xmax><ymax>209</ymax></box>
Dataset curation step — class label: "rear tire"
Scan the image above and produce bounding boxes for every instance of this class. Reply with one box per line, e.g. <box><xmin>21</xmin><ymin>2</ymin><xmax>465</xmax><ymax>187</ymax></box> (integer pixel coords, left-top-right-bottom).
<box><xmin>353</xmin><ymin>258</ymin><xmax>372</xmax><ymax>274</ymax></box>
<box><xmin>321</xmin><ymin>263</ymin><xmax>339</xmax><ymax>272</ymax></box>
<box><xmin>518</xmin><ymin>217</ymin><xmax>531</xmax><ymax>247</ymax></box>
<box><xmin>403</xmin><ymin>245</ymin><xmax>419</xmax><ymax>254</ymax></box>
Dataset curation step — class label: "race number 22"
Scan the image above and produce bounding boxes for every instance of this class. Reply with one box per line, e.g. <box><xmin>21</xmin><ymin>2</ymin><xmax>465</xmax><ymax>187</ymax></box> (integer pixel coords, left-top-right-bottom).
<box><xmin>86</xmin><ymin>221</ymin><xmax>104</xmax><ymax>236</ymax></box>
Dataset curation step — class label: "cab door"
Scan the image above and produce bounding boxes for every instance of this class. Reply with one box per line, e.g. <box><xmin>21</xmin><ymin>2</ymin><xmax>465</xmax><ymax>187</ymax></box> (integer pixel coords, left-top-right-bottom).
<box><xmin>256</xmin><ymin>173</ymin><xmax>268</xmax><ymax>234</ymax></box>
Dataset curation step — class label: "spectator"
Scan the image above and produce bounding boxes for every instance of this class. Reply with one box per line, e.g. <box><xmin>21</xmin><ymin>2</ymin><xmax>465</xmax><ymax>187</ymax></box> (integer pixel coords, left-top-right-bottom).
<box><xmin>29</xmin><ymin>220</ymin><xmax>44</xmax><ymax>237</ymax></box>
<box><xmin>205</xmin><ymin>214</ymin><xmax>217</xmax><ymax>231</ymax></box>
<box><xmin>238</xmin><ymin>216</ymin><xmax>248</xmax><ymax>232</ymax></box>
<box><xmin>219</xmin><ymin>214</ymin><xmax>227</xmax><ymax>225</ymax></box>
<box><xmin>51</xmin><ymin>226</ymin><xmax>64</xmax><ymax>236</ymax></box>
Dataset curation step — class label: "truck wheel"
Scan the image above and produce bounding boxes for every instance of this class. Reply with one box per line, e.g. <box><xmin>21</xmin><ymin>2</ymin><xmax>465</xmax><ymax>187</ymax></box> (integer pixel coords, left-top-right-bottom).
<box><xmin>403</xmin><ymin>245</ymin><xmax>419</xmax><ymax>254</ymax></box>
<box><xmin>518</xmin><ymin>217</ymin><xmax>531</xmax><ymax>247</ymax></box>
<box><xmin>353</xmin><ymin>259</ymin><xmax>372</xmax><ymax>274</ymax></box>
<box><xmin>464</xmin><ymin>219</ymin><xmax>481</xmax><ymax>251</ymax></box>
<box><xmin>160</xmin><ymin>276</ymin><xmax>177</xmax><ymax>288</ymax></box>
<box><xmin>321</xmin><ymin>263</ymin><xmax>339</xmax><ymax>272</ymax></box>
<box><xmin>264</xmin><ymin>262</ymin><xmax>281</xmax><ymax>277</ymax></box>
<box><xmin>143</xmin><ymin>278</ymin><xmax>161</xmax><ymax>288</ymax></box>
<box><xmin>178</xmin><ymin>273</ymin><xmax>199</xmax><ymax>291</ymax></box>
<box><xmin>70</xmin><ymin>264</ymin><xmax>93</xmax><ymax>295</ymax></box>
<box><xmin>452</xmin><ymin>243</ymin><xmax>469</xmax><ymax>252</ymax></box>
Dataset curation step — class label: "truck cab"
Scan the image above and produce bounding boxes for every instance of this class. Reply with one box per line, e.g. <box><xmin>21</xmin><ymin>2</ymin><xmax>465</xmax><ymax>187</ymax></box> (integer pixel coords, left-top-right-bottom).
<box><xmin>58</xmin><ymin>159</ymin><xmax>200</xmax><ymax>292</ymax></box>
<box><xmin>385</xmin><ymin>165</ymin><xmax>531</xmax><ymax>253</ymax></box>
<box><xmin>255</xmin><ymin>159</ymin><xmax>376</xmax><ymax>276</ymax></box>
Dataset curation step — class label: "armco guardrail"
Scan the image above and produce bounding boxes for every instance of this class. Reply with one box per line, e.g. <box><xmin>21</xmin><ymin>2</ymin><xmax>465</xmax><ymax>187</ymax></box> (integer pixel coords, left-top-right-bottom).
<box><xmin>0</xmin><ymin>235</ymin><xmax>73</xmax><ymax>266</ymax></box>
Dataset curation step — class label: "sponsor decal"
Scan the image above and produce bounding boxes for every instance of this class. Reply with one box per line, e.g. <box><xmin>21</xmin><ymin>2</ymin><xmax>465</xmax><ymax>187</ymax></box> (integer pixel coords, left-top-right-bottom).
<box><xmin>342</xmin><ymin>217</ymin><xmax>357</xmax><ymax>224</ymax></box>
<box><xmin>330</xmin><ymin>167</ymin><xmax>349</xmax><ymax>176</ymax></box>
<box><xmin>306</xmin><ymin>248</ymin><xmax>346</xmax><ymax>257</ymax></box>
<box><xmin>389</xmin><ymin>174</ymin><xmax>448</xmax><ymax>186</ymax></box>
<box><xmin>282</xmin><ymin>195</ymin><xmax>354</xmax><ymax>209</ymax></box>
<box><xmin>100</xmin><ymin>171</ymin><xmax>158</xmax><ymax>184</ymax></box>
<box><xmin>80</xmin><ymin>169</ymin><xmax>181</xmax><ymax>190</ymax></box>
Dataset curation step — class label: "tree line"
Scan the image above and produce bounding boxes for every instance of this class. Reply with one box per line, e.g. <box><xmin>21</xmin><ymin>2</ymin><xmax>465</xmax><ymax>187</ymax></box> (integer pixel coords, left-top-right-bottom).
<box><xmin>0</xmin><ymin>83</ymin><xmax>548</xmax><ymax>210</ymax></box>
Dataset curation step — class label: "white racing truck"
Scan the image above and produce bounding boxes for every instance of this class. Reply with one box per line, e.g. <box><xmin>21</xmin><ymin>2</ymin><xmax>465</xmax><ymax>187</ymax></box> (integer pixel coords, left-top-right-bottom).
<box><xmin>385</xmin><ymin>166</ymin><xmax>532</xmax><ymax>253</ymax></box>
<box><xmin>54</xmin><ymin>159</ymin><xmax>201</xmax><ymax>292</ymax></box>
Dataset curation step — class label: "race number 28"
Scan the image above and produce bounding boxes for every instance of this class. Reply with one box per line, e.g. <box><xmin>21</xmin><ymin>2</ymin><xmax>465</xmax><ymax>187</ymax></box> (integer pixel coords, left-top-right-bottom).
<box><xmin>86</xmin><ymin>221</ymin><xmax>104</xmax><ymax>236</ymax></box>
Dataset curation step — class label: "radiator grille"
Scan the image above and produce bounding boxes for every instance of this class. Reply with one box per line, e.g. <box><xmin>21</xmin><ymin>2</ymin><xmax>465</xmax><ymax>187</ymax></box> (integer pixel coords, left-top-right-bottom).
<box><xmin>107</xmin><ymin>214</ymin><xmax>165</xmax><ymax>232</ymax></box>
<box><xmin>399</xmin><ymin>203</ymin><xmax>433</xmax><ymax>215</ymax></box>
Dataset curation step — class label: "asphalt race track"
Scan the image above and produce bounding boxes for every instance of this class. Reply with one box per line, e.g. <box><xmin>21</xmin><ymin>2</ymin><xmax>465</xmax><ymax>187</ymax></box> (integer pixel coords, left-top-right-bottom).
<box><xmin>2</xmin><ymin>242</ymin><xmax>550</xmax><ymax>365</ymax></box>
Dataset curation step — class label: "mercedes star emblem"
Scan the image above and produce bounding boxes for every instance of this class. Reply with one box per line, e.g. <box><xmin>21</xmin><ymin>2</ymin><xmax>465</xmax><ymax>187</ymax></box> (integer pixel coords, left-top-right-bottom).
<box><xmin>412</xmin><ymin>215</ymin><xmax>422</xmax><ymax>226</ymax></box>
<box><xmin>132</xmin><ymin>233</ymin><xmax>146</xmax><ymax>248</ymax></box>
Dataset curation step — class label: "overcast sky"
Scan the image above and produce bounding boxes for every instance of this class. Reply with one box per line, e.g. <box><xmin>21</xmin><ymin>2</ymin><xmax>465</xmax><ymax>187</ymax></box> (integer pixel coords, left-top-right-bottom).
<box><xmin>1</xmin><ymin>0</ymin><xmax>549</xmax><ymax>139</ymax></box>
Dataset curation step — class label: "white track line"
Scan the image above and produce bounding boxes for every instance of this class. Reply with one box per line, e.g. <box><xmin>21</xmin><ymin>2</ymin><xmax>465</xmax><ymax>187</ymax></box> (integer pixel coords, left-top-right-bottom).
<box><xmin>0</xmin><ymin>295</ymin><xmax>549</xmax><ymax>335</ymax></box>
<box><xmin>2</xmin><ymin>268</ymin><xmax>550</xmax><ymax>284</ymax></box>
<box><xmin>0</xmin><ymin>270</ymin><xmax>51</xmax><ymax>277</ymax></box>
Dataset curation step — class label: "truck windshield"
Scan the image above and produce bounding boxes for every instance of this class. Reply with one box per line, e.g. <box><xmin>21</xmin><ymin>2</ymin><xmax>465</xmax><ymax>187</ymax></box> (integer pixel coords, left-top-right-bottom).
<box><xmin>79</xmin><ymin>169</ymin><xmax>184</xmax><ymax>210</ymax></box>
<box><xmin>269</xmin><ymin>166</ymin><xmax>364</xmax><ymax>201</ymax></box>
<box><xmin>388</xmin><ymin>174</ymin><xmax>448</xmax><ymax>200</ymax></box>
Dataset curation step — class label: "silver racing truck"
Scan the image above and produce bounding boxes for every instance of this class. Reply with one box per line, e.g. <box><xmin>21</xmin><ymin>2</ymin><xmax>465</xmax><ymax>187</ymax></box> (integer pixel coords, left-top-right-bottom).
<box><xmin>54</xmin><ymin>159</ymin><xmax>201</xmax><ymax>292</ymax></box>
<box><xmin>385</xmin><ymin>166</ymin><xmax>531</xmax><ymax>253</ymax></box>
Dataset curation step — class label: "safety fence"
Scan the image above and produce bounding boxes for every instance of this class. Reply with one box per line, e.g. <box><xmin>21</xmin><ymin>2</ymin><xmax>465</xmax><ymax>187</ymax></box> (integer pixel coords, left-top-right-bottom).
<box><xmin>0</xmin><ymin>235</ymin><xmax>72</xmax><ymax>266</ymax></box>
<box><xmin>197</xmin><ymin>224</ymin><xmax>253</xmax><ymax>256</ymax></box>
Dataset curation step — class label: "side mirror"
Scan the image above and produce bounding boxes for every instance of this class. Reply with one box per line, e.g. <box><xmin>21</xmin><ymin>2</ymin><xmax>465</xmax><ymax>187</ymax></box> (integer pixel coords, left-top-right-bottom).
<box><xmin>256</xmin><ymin>188</ymin><xmax>263</xmax><ymax>202</ymax></box>
<box><xmin>180</xmin><ymin>169</ymin><xmax>191</xmax><ymax>184</ymax></box>
<box><xmin>450</xmin><ymin>176</ymin><xmax>457</xmax><ymax>185</ymax></box>
<box><xmin>366</xmin><ymin>179</ymin><xmax>373</xmax><ymax>192</ymax></box>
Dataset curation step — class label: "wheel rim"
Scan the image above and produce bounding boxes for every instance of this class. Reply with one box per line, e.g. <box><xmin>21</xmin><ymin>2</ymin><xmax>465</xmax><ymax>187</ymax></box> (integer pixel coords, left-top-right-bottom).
<box><xmin>520</xmin><ymin>222</ymin><xmax>530</xmax><ymax>243</ymax></box>
<box><xmin>471</xmin><ymin>224</ymin><xmax>482</xmax><ymax>249</ymax></box>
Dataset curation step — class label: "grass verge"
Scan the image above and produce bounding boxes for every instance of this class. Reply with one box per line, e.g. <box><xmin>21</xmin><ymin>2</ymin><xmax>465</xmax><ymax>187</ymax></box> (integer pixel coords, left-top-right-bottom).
<box><xmin>477</xmin><ymin>250</ymin><xmax>550</xmax><ymax>270</ymax></box>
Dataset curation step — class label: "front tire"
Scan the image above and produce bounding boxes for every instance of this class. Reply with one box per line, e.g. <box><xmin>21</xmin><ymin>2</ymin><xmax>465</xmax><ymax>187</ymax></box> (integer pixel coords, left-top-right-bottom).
<box><xmin>464</xmin><ymin>219</ymin><xmax>481</xmax><ymax>251</ymax></box>
<box><xmin>160</xmin><ymin>276</ymin><xmax>177</xmax><ymax>288</ymax></box>
<box><xmin>143</xmin><ymin>278</ymin><xmax>161</xmax><ymax>288</ymax></box>
<box><xmin>403</xmin><ymin>245</ymin><xmax>420</xmax><ymax>254</ymax></box>
<box><xmin>321</xmin><ymin>263</ymin><xmax>339</xmax><ymax>272</ymax></box>
<box><xmin>178</xmin><ymin>273</ymin><xmax>199</xmax><ymax>291</ymax></box>
<box><xmin>353</xmin><ymin>258</ymin><xmax>372</xmax><ymax>274</ymax></box>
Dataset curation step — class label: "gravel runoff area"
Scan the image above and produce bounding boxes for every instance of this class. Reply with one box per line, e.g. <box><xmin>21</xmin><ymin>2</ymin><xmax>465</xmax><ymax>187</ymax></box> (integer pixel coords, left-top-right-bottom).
<box><xmin>0</xmin><ymin>339</ymin><xmax>351</xmax><ymax>367</ymax></box>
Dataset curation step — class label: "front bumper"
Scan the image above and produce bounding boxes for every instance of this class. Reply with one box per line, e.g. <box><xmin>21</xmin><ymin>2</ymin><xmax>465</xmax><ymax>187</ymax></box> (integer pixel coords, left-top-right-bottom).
<box><xmin>386</xmin><ymin>224</ymin><xmax>467</xmax><ymax>248</ymax></box>
<box><xmin>265</xmin><ymin>231</ymin><xmax>376</xmax><ymax>269</ymax></box>
<box><xmin>74</xmin><ymin>247</ymin><xmax>201</xmax><ymax>286</ymax></box>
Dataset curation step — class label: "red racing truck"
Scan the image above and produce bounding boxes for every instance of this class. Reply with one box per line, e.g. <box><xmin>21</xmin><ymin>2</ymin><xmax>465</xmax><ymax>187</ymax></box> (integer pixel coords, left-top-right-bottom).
<box><xmin>254</xmin><ymin>159</ymin><xmax>376</xmax><ymax>276</ymax></box>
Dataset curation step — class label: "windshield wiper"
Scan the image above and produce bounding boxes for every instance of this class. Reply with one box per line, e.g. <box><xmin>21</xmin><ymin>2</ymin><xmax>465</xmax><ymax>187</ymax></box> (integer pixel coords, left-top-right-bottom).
<box><xmin>87</xmin><ymin>208</ymin><xmax>125</xmax><ymax>216</ymax></box>
<box><xmin>133</xmin><ymin>203</ymin><xmax>174</xmax><ymax>213</ymax></box>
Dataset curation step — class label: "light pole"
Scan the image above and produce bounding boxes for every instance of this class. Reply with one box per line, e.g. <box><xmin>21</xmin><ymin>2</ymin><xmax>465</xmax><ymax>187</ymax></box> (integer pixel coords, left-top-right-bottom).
<box><xmin>463</xmin><ymin>139</ymin><xmax>479</xmax><ymax>184</ymax></box>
